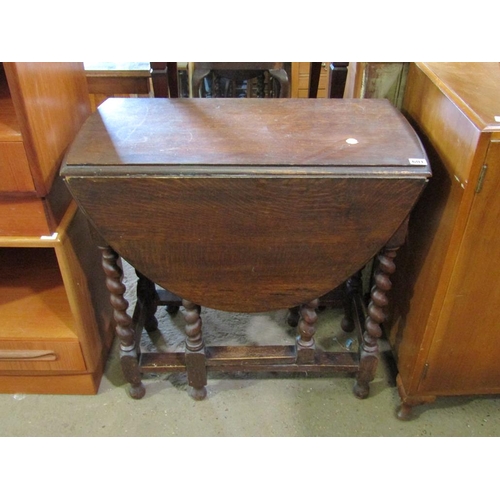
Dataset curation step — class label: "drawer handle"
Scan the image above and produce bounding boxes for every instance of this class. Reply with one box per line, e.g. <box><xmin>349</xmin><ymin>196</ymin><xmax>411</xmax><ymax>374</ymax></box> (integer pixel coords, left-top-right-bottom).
<box><xmin>0</xmin><ymin>350</ymin><xmax>57</xmax><ymax>361</ymax></box>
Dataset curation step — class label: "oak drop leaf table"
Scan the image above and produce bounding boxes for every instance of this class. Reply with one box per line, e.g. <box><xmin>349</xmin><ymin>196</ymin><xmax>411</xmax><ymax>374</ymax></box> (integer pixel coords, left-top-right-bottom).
<box><xmin>61</xmin><ymin>98</ymin><xmax>430</xmax><ymax>401</ymax></box>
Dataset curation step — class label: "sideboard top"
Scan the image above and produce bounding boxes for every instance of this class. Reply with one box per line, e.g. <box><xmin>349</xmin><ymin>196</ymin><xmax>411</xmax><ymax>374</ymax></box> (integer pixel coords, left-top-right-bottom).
<box><xmin>62</xmin><ymin>98</ymin><xmax>431</xmax><ymax>178</ymax></box>
<box><xmin>417</xmin><ymin>62</ymin><xmax>500</xmax><ymax>132</ymax></box>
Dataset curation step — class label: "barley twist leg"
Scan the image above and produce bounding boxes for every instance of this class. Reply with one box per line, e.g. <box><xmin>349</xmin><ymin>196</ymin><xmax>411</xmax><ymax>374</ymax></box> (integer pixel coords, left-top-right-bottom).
<box><xmin>99</xmin><ymin>245</ymin><xmax>145</xmax><ymax>399</ymax></box>
<box><xmin>182</xmin><ymin>299</ymin><xmax>207</xmax><ymax>400</ymax></box>
<box><xmin>354</xmin><ymin>245</ymin><xmax>398</xmax><ymax>399</ymax></box>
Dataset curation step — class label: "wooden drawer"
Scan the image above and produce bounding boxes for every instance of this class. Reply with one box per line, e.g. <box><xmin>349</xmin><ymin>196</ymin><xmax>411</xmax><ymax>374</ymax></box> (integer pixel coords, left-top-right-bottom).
<box><xmin>0</xmin><ymin>339</ymin><xmax>86</xmax><ymax>372</ymax></box>
<box><xmin>0</xmin><ymin>141</ymin><xmax>35</xmax><ymax>193</ymax></box>
<box><xmin>0</xmin><ymin>244</ymin><xmax>87</xmax><ymax>373</ymax></box>
<box><xmin>0</xmin><ymin>246</ymin><xmax>86</xmax><ymax>375</ymax></box>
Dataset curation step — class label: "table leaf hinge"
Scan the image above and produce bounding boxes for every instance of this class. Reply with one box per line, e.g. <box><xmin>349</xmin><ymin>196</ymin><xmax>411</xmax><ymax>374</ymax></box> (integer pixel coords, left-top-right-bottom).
<box><xmin>475</xmin><ymin>164</ymin><xmax>488</xmax><ymax>193</ymax></box>
<box><xmin>420</xmin><ymin>362</ymin><xmax>430</xmax><ymax>381</ymax></box>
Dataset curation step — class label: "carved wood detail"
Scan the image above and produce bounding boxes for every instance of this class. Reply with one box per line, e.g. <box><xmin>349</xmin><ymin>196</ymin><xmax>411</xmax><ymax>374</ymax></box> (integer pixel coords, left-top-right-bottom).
<box><xmin>99</xmin><ymin>244</ymin><xmax>145</xmax><ymax>399</ymax></box>
<box><xmin>354</xmin><ymin>245</ymin><xmax>398</xmax><ymax>399</ymax></box>
<box><xmin>296</xmin><ymin>298</ymin><xmax>319</xmax><ymax>364</ymax></box>
<box><xmin>182</xmin><ymin>299</ymin><xmax>207</xmax><ymax>400</ymax></box>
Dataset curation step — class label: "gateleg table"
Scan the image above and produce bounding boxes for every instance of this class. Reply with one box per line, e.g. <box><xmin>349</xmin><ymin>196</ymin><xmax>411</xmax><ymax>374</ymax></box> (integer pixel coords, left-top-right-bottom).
<box><xmin>61</xmin><ymin>98</ymin><xmax>430</xmax><ymax>401</ymax></box>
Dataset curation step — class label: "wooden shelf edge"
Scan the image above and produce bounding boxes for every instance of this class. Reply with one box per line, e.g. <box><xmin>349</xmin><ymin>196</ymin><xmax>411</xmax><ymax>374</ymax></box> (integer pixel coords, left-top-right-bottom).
<box><xmin>0</xmin><ymin>201</ymin><xmax>77</xmax><ymax>247</ymax></box>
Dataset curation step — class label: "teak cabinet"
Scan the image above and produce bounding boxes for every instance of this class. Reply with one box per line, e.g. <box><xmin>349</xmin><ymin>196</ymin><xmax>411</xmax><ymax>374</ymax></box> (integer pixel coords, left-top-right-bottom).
<box><xmin>0</xmin><ymin>63</ymin><xmax>114</xmax><ymax>394</ymax></box>
<box><xmin>387</xmin><ymin>62</ymin><xmax>500</xmax><ymax>418</ymax></box>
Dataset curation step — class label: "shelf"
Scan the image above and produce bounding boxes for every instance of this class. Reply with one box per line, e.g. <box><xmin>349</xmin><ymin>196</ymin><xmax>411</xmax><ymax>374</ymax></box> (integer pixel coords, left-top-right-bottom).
<box><xmin>0</xmin><ymin>243</ymin><xmax>88</xmax><ymax>373</ymax></box>
<box><xmin>0</xmin><ymin>247</ymin><xmax>77</xmax><ymax>341</ymax></box>
<box><xmin>0</xmin><ymin>203</ymin><xmax>113</xmax><ymax>382</ymax></box>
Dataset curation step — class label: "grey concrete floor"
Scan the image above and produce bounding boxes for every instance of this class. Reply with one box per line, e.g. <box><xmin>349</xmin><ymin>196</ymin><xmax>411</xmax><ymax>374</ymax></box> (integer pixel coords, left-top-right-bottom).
<box><xmin>2</xmin><ymin>262</ymin><xmax>499</xmax><ymax>437</ymax></box>
<box><xmin>1</xmin><ymin>335</ymin><xmax>499</xmax><ymax>437</ymax></box>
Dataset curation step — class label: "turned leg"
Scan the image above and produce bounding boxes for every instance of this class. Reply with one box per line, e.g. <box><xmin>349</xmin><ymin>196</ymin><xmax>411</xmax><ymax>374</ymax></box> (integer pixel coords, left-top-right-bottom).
<box><xmin>133</xmin><ymin>270</ymin><xmax>159</xmax><ymax>333</ymax></box>
<box><xmin>354</xmin><ymin>245</ymin><xmax>398</xmax><ymax>399</ymax></box>
<box><xmin>256</xmin><ymin>73</ymin><xmax>265</xmax><ymax>98</ymax></box>
<box><xmin>182</xmin><ymin>299</ymin><xmax>207</xmax><ymax>400</ymax></box>
<box><xmin>99</xmin><ymin>245</ymin><xmax>145</xmax><ymax>399</ymax></box>
<box><xmin>353</xmin><ymin>218</ymin><xmax>411</xmax><ymax>399</ymax></box>
<box><xmin>296</xmin><ymin>298</ymin><xmax>319</xmax><ymax>364</ymax></box>
<box><xmin>341</xmin><ymin>270</ymin><xmax>363</xmax><ymax>333</ymax></box>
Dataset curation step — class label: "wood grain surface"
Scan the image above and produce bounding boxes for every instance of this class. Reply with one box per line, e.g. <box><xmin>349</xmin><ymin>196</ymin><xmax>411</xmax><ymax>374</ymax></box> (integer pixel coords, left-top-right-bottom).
<box><xmin>63</xmin><ymin>98</ymin><xmax>429</xmax><ymax>172</ymax></box>
<box><xmin>63</xmin><ymin>98</ymin><xmax>430</xmax><ymax>312</ymax></box>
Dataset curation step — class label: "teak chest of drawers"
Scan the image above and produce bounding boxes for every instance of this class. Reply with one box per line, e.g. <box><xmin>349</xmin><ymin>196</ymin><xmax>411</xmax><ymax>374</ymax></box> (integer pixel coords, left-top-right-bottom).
<box><xmin>0</xmin><ymin>63</ymin><xmax>114</xmax><ymax>394</ymax></box>
<box><xmin>61</xmin><ymin>98</ymin><xmax>430</xmax><ymax>401</ymax></box>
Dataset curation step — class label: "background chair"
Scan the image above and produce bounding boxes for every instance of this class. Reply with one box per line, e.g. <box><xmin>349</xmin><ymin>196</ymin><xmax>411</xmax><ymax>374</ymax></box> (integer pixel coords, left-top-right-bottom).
<box><xmin>189</xmin><ymin>62</ymin><xmax>290</xmax><ymax>98</ymax></box>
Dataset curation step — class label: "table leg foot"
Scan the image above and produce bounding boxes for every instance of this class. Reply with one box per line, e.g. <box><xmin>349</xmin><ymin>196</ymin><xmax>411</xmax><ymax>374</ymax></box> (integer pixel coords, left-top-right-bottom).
<box><xmin>353</xmin><ymin>353</ymin><xmax>378</xmax><ymax>399</ymax></box>
<box><xmin>396</xmin><ymin>374</ymin><xmax>436</xmax><ymax>420</ymax></box>
<box><xmin>120</xmin><ymin>352</ymin><xmax>145</xmax><ymax>399</ymax></box>
<box><xmin>396</xmin><ymin>403</ymin><xmax>414</xmax><ymax>421</ymax></box>
<box><xmin>341</xmin><ymin>317</ymin><xmax>355</xmax><ymax>333</ymax></box>
<box><xmin>128</xmin><ymin>382</ymin><xmax>146</xmax><ymax>400</ymax></box>
<box><xmin>353</xmin><ymin>382</ymin><xmax>369</xmax><ymax>399</ymax></box>
<box><xmin>189</xmin><ymin>386</ymin><xmax>208</xmax><ymax>401</ymax></box>
<box><xmin>183</xmin><ymin>299</ymin><xmax>208</xmax><ymax>399</ymax></box>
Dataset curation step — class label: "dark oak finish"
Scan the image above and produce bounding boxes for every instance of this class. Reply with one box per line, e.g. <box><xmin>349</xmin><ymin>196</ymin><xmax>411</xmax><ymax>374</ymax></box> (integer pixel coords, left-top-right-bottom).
<box><xmin>150</xmin><ymin>62</ymin><xmax>178</xmax><ymax>98</ymax></box>
<box><xmin>99</xmin><ymin>244</ymin><xmax>145</xmax><ymax>399</ymax></box>
<box><xmin>61</xmin><ymin>97</ymin><xmax>430</xmax><ymax>400</ymax></box>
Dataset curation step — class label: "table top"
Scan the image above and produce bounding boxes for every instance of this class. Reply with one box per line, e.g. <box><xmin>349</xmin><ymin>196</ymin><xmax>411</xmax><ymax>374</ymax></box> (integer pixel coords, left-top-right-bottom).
<box><xmin>63</xmin><ymin>98</ymin><xmax>430</xmax><ymax>178</ymax></box>
<box><xmin>62</xmin><ymin>98</ymin><xmax>430</xmax><ymax>312</ymax></box>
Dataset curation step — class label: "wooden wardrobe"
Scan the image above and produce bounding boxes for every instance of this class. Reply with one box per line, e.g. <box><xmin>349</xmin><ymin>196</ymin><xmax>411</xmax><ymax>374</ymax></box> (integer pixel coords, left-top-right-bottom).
<box><xmin>387</xmin><ymin>62</ymin><xmax>500</xmax><ymax>418</ymax></box>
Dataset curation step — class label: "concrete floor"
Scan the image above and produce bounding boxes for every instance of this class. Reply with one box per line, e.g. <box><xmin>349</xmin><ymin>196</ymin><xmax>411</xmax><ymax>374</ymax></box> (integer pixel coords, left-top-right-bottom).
<box><xmin>2</xmin><ymin>261</ymin><xmax>499</xmax><ymax>437</ymax></box>
<box><xmin>1</xmin><ymin>336</ymin><xmax>499</xmax><ymax>437</ymax></box>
